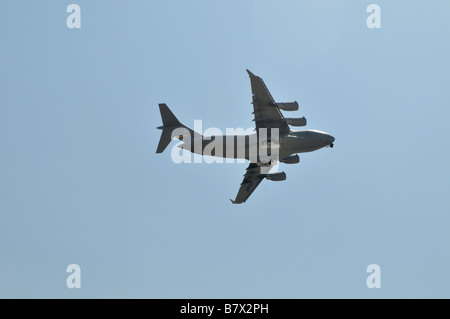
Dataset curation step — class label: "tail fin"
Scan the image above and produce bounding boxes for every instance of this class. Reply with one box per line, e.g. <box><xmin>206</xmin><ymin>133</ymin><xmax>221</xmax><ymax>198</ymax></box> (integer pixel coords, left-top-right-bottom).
<box><xmin>156</xmin><ymin>103</ymin><xmax>201</xmax><ymax>153</ymax></box>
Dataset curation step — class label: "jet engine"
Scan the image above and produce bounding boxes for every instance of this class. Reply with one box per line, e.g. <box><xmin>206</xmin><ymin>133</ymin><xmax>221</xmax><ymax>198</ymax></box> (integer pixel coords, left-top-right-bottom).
<box><xmin>277</xmin><ymin>101</ymin><xmax>298</xmax><ymax>111</ymax></box>
<box><xmin>285</xmin><ymin>117</ymin><xmax>307</xmax><ymax>127</ymax></box>
<box><xmin>265</xmin><ymin>172</ymin><xmax>286</xmax><ymax>181</ymax></box>
<box><xmin>280</xmin><ymin>154</ymin><xmax>300</xmax><ymax>164</ymax></box>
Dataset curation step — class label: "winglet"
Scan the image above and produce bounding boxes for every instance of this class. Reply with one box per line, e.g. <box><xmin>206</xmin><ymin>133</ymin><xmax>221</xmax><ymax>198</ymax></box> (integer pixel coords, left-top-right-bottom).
<box><xmin>230</xmin><ymin>199</ymin><xmax>242</xmax><ymax>204</ymax></box>
<box><xmin>246</xmin><ymin>69</ymin><xmax>256</xmax><ymax>77</ymax></box>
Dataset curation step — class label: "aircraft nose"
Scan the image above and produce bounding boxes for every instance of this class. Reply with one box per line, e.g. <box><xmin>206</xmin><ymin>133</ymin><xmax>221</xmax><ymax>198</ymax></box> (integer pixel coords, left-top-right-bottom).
<box><xmin>318</xmin><ymin>132</ymin><xmax>335</xmax><ymax>148</ymax></box>
<box><xmin>328</xmin><ymin>135</ymin><xmax>335</xmax><ymax>148</ymax></box>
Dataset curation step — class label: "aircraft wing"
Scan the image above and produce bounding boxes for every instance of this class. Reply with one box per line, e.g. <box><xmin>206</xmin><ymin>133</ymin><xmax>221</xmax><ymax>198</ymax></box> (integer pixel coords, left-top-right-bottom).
<box><xmin>247</xmin><ymin>69</ymin><xmax>290</xmax><ymax>133</ymax></box>
<box><xmin>231</xmin><ymin>162</ymin><xmax>275</xmax><ymax>204</ymax></box>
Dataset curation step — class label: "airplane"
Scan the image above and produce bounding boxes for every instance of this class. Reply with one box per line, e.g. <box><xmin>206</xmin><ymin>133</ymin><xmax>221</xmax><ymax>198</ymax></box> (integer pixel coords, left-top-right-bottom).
<box><xmin>156</xmin><ymin>69</ymin><xmax>335</xmax><ymax>204</ymax></box>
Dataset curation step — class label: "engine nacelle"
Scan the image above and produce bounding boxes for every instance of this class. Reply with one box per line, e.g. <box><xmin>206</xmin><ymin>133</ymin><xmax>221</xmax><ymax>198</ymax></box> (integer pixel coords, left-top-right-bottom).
<box><xmin>277</xmin><ymin>101</ymin><xmax>298</xmax><ymax>111</ymax></box>
<box><xmin>285</xmin><ymin>117</ymin><xmax>307</xmax><ymax>127</ymax></box>
<box><xmin>280</xmin><ymin>154</ymin><xmax>300</xmax><ymax>164</ymax></box>
<box><xmin>265</xmin><ymin>172</ymin><xmax>286</xmax><ymax>181</ymax></box>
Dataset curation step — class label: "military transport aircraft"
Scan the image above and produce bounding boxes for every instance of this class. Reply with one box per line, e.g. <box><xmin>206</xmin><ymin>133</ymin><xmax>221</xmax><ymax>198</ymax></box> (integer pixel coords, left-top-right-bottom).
<box><xmin>156</xmin><ymin>69</ymin><xmax>335</xmax><ymax>204</ymax></box>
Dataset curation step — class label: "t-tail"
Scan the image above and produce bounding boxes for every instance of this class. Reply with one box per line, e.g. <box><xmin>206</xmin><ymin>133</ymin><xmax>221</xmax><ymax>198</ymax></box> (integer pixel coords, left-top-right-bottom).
<box><xmin>156</xmin><ymin>103</ymin><xmax>201</xmax><ymax>153</ymax></box>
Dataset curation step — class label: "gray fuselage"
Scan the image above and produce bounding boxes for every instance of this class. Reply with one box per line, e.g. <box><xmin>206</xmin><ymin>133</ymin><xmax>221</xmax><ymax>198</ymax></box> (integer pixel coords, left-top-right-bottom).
<box><xmin>180</xmin><ymin>129</ymin><xmax>335</xmax><ymax>162</ymax></box>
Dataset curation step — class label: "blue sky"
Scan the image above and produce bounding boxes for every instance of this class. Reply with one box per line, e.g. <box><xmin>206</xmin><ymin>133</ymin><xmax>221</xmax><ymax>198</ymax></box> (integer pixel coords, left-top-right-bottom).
<box><xmin>1</xmin><ymin>0</ymin><xmax>449</xmax><ymax>298</ymax></box>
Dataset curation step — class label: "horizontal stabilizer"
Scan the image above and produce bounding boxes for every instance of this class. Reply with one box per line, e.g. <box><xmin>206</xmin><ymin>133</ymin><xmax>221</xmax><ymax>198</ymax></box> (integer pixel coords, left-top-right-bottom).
<box><xmin>156</xmin><ymin>130</ymin><xmax>172</xmax><ymax>154</ymax></box>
